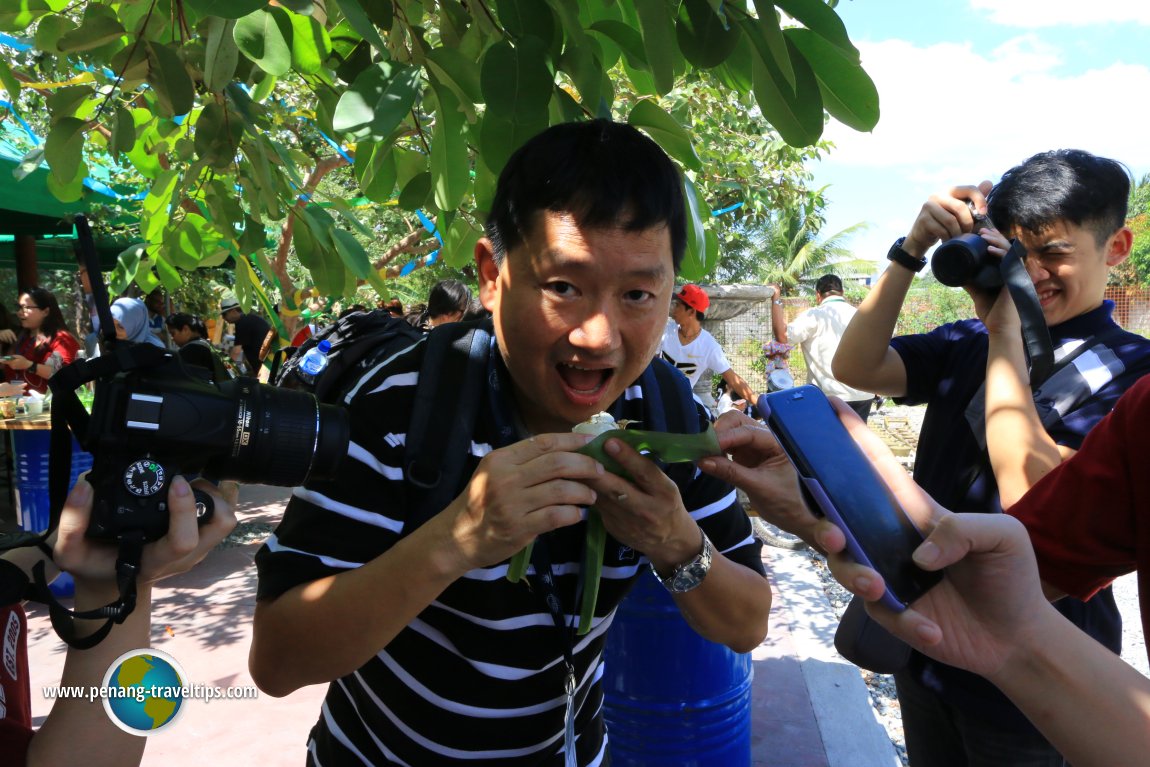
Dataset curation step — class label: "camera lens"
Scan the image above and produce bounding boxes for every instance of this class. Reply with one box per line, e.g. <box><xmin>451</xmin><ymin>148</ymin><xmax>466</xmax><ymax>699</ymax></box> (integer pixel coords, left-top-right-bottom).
<box><xmin>204</xmin><ymin>381</ymin><xmax>350</xmax><ymax>486</ymax></box>
<box><xmin>931</xmin><ymin>234</ymin><xmax>987</xmax><ymax>287</ymax></box>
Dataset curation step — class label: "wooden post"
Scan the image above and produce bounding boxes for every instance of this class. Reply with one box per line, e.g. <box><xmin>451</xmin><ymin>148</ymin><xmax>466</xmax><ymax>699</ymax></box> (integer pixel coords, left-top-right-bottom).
<box><xmin>14</xmin><ymin>235</ymin><xmax>38</xmax><ymax>291</ymax></box>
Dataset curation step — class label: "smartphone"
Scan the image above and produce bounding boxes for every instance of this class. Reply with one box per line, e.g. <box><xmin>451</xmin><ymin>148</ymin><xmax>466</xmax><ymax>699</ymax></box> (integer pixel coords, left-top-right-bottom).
<box><xmin>758</xmin><ymin>385</ymin><xmax>942</xmax><ymax>611</ymax></box>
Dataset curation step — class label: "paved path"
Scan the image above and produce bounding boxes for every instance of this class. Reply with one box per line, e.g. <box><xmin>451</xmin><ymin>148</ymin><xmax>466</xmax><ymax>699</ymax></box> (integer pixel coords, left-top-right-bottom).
<box><xmin>26</xmin><ymin>484</ymin><xmax>898</xmax><ymax>766</ymax></box>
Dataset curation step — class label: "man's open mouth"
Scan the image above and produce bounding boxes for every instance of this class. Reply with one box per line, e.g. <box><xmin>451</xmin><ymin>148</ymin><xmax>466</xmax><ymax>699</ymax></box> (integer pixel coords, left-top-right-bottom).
<box><xmin>557</xmin><ymin>362</ymin><xmax>615</xmax><ymax>405</ymax></box>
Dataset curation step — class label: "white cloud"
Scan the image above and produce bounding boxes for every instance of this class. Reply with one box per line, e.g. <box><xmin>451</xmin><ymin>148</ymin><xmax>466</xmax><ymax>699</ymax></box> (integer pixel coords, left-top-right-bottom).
<box><xmin>813</xmin><ymin>32</ymin><xmax>1150</xmax><ymax>265</ymax></box>
<box><xmin>969</xmin><ymin>0</ymin><xmax>1150</xmax><ymax>27</ymax></box>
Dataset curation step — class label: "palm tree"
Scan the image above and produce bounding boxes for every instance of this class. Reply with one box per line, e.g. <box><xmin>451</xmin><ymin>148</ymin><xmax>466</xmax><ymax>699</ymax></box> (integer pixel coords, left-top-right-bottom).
<box><xmin>758</xmin><ymin>204</ymin><xmax>872</xmax><ymax>294</ymax></box>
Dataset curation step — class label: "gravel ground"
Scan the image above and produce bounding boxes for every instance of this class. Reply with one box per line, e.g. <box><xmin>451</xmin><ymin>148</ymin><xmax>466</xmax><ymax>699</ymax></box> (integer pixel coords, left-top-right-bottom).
<box><xmin>805</xmin><ymin>401</ymin><xmax>1149</xmax><ymax>765</ymax></box>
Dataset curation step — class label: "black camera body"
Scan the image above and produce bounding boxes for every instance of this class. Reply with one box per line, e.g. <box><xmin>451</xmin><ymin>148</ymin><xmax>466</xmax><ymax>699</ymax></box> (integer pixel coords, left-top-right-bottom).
<box><xmin>83</xmin><ymin>352</ymin><xmax>348</xmax><ymax>542</ymax></box>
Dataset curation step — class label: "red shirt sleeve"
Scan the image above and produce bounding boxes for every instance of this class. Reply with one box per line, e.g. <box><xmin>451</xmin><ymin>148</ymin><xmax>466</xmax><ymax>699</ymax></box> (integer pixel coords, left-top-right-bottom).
<box><xmin>1009</xmin><ymin>375</ymin><xmax>1150</xmax><ymax>600</ymax></box>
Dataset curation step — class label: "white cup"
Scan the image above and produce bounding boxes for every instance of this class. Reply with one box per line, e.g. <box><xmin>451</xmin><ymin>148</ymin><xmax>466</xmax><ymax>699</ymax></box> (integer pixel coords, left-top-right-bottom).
<box><xmin>24</xmin><ymin>398</ymin><xmax>42</xmax><ymax>416</ymax></box>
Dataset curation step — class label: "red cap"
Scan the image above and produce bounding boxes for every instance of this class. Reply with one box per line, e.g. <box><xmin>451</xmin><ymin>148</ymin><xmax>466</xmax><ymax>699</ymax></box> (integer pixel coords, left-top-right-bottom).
<box><xmin>675</xmin><ymin>284</ymin><xmax>710</xmax><ymax>314</ymax></box>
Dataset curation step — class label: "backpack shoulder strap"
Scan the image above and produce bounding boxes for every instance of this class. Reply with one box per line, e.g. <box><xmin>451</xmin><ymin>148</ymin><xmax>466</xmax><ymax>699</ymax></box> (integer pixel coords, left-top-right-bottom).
<box><xmin>403</xmin><ymin>319</ymin><xmax>492</xmax><ymax>533</ymax></box>
<box><xmin>644</xmin><ymin>358</ymin><xmax>704</xmax><ymax>490</ymax></box>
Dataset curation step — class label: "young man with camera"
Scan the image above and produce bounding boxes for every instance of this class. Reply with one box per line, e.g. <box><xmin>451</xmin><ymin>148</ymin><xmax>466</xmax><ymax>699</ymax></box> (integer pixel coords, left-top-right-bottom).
<box><xmin>249</xmin><ymin>120</ymin><xmax>770</xmax><ymax>766</ymax></box>
<box><xmin>832</xmin><ymin>149</ymin><xmax>1150</xmax><ymax>765</ymax></box>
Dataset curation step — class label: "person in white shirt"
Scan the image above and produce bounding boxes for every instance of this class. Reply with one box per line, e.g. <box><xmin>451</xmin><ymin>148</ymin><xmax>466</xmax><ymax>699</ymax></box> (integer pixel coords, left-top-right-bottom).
<box><xmin>772</xmin><ymin>275</ymin><xmax>876</xmax><ymax>419</ymax></box>
<box><xmin>661</xmin><ymin>284</ymin><xmax>757</xmax><ymax>412</ymax></box>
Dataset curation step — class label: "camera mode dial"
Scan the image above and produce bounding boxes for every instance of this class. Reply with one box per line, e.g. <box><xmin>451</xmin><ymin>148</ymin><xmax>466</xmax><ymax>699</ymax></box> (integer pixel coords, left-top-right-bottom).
<box><xmin>123</xmin><ymin>459</ymin><xmax>166</xmax><ymax>497</ymax></box>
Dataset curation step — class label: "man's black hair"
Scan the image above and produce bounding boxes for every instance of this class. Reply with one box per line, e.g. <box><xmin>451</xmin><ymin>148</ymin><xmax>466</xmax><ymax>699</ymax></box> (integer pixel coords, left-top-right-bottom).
<box><xmin>427</xmin><ymin>279</ymin><xmax>471</xmax><ymax>319</ymax></box>
<box><xmin>988</xmin><ymin>149</ymin><xmax>1132</xmax><ymax>246</ymax></box>
<box><xmin>165</xmin><ymin>312</ymin><xmax>208</xmax><ymax>338</ymax></box>
<box><xmin>815</xmin><ymin>274</ymin><xmax>843</xmax><ymax>296</ymax></box>
<box><xmin>485</xmin><ymin>119</ymin><xmax>687</xmax><ymax>271</ymax></box>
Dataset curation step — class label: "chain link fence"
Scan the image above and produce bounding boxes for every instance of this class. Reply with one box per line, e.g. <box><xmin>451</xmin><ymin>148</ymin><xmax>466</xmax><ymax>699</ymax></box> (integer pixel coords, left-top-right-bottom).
<box><xmin>699</xmin><ymin>284</ymin><xmax>1150</xmax><ymax>391</ymax></box>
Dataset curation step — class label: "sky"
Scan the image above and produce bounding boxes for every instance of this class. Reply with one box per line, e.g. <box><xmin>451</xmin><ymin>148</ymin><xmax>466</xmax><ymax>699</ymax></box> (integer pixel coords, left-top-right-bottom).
<box><xmin>811</xmin><ymin>0</ymin><xmax>1150</xmax><ymax>274</ymax></box>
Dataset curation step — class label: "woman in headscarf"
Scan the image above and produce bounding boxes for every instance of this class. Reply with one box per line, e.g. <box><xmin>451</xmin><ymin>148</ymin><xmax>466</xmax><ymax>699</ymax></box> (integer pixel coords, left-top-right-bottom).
<box><xmin>111</xmin><ymin>297</ymin><xmax>166</xmax><ymax>348</ymax></box>
<box><xmin>1</xmin><ymin>286</ymin><xmax>81</xmax><ymax>394</ymax></box>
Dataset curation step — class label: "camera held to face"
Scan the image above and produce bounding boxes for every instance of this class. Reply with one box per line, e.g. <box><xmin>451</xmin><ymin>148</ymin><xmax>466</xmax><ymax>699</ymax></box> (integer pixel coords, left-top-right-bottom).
<box><xmin>930</xmin><ymin>210</ymin><xmax>1005</xmax><ymax>292</ymax></box>
<box><xmin>83</xmin><ymin>354</ymin><xmax>349</xmax><ymax>542</ymax></box>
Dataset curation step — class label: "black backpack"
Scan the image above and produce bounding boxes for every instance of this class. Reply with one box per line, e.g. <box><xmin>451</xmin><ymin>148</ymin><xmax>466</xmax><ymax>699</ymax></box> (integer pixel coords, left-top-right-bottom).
<box><xmin>273</xmin><ymin>310</ymin><xmax>427</xmax><ymax>403</ymax></box>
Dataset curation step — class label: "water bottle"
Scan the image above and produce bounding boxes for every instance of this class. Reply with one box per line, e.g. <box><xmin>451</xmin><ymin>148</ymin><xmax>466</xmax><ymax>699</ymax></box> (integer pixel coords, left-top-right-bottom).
<box><xmin>296</xmin><ymin>339</ymin><xmax>331</xmax><ymax>385</ymax></box>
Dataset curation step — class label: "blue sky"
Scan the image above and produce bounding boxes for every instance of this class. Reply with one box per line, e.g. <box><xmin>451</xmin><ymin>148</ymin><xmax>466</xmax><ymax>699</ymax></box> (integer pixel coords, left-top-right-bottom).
<box><xmin>811</xmin><ymin>0</ymin><xmax>1150</xmax><ymax>274</ymax></box>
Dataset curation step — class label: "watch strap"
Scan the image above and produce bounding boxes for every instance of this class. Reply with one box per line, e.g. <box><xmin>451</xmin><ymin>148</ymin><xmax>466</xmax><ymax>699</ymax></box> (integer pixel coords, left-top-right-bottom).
<box><xmin>656</xmin><ymin>530</ymin><xmax>713</xmax><ymax>593</ymax></box>
<box><xmin>887</xmin><ymin>237</ymin><xmax>926</xmax><ymax>273</ymax></box>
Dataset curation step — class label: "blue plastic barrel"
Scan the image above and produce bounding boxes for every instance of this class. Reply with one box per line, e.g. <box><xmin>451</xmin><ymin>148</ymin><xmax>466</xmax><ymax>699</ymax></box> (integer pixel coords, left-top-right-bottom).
<box><xmin>603</xmin><ymin>571</ymin><xmax>753</xmax><ymax>766</ymax></box>
<box><xmin>13</xmin><ymin>430</ymin><xmax>95</xmax><ymax>598</ymax></box>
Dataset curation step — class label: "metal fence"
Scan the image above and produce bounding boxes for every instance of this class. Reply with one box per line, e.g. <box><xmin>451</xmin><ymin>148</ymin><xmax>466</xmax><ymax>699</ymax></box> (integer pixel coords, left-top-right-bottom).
<box><xmin>700</xmin><ymin>285</ymin><xmax>1150</xmax><ymax>391</ymax></box>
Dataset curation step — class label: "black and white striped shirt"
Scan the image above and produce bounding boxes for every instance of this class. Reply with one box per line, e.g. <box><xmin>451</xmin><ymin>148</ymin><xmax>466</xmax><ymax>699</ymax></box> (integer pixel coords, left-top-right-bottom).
<box><xmin>256</xmin><ymin>334</ymin><xmax>764</xmax><ymax>766</ymax></box>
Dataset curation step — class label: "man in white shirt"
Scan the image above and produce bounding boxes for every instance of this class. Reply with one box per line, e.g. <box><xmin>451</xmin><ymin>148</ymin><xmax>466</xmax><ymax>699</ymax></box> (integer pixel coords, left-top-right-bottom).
<box><xmin>773</xmin><ymin>275</ymin><xmax>876</xmax><ymax>419</ymax></box>
<box><xmin>661</xmin><ymin>284</ymin><xmax>757</xmax><ymax>412</ymax></box>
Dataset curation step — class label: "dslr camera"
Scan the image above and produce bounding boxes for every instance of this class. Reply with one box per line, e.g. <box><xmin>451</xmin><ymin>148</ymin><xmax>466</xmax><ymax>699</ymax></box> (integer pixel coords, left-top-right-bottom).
<box><xmin>80</xmin><ymin>351</ymin><xmax>349</xmax><ymax>542</ymax></box>
<box><xmin>930</xmin><ymin>208</ymin><xmax>1004</xmax><ymax>292</ymax></box>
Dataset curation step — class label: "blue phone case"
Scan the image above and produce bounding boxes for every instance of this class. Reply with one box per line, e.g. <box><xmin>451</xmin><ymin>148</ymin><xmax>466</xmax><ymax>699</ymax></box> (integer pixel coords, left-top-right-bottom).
<box><xmin>758</xmin><ymin>386</ymin><xmax>942</xmax><ymax>610</ymax></box>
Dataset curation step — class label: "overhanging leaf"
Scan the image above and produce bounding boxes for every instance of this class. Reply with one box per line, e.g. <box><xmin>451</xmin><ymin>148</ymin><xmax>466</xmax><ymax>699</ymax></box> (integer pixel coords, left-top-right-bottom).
<box><xmin>44</xmin><ymin>117</ymin><xmax>85</xmax><ymax>185</ymax></box>
<box><xmin>332</xmin><ymin>0</ymin><xmax>386</xmax><ymax>53</ymax></box>
<box><xmin>627</xmin><ymin>99</ymin><xmax>702</xmax><ymax>172</ymax></box>
<box><xmin>679</xmin><ymin>176</ymin><xmax>708</xmax><ymax>281</ymax></box>
<box><xmin>288</xmin><ymin>12</ymin><xmax>331</xmax><ymax>74</ymax></box>
<box><xmin>185</xmin><ymin>0</ymin><xmax>267</xmax><ymax>20</ymax></box>
<box><xmin>774</xmin><ymin>0</ymin><xmax>857</xmax><ymax>55</ymax></box>
<box><xmin>203</xmin><ymin>17</ymin><xmax>239</xmax><ymax>92</ymax></box>
<box><xmin>331</xmin><ymin>227</ymin><xmax>371</xmax><ymax>278</ymax></box>
<box><xmin>632</xmin><ymin>0</ymin><xmax>677</xmax><ymax>95</ymax></box>
<box><xmin>146</xmin><ymin>41</ymin><xmax>195</xmax><ymax>117</ymax></box>
<box><xmin>675</xmin><ymin>0</ymin><xmax>738</xmax><ymax>69</ymax></box>
<box><xmin>57</xmin><ymin>4</ymin><xmax>125</xmax><ymax>52</ymax></box>
<box><xmin>750</xmin><ymin>36</ymin><xmax>824</xmax><ymax>148</ymax></box>
<box><xmin>430</xmin><ymin>84</ymin><xmax>469</xmax><ymax>210</ymax></box>
<box><xmin>233</xmin><ymin>7</ymin><xmax>294</xmax><ymax>77</ymax></box>
<box><xmin>480</xmin><ymin>38</ymin><xmax>553</xmax><ymax>115</ymax></box>
<box><xmin>332</xmin><ymin>61</ymin><xmax>421</xmax><ymax>140</ymax></box>
<box><xmin>353</xmin><ymin>140</ymin><xmax>398</xmax><ymax>202</ymax></box>
<box><xmin>786</xmin><ymin>28</ymin><xmax>878</xmax><ymax>132</ymax></box>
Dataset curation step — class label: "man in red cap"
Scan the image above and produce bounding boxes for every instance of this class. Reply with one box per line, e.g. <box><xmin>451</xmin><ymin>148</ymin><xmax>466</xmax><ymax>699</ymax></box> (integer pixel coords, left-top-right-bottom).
<box><xmin>661</xmin><ymin>284</ymin><xmax>758</xmax><ymax>413</ymax></box>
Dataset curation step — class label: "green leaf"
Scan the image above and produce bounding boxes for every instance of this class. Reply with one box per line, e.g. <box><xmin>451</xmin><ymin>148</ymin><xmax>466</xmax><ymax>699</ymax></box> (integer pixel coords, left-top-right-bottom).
<box><xmin>627</xmin><ymin>100</ymin><xmax>702</xmax><ymax>172</ymax></box>
<box><xmin>744</xmin><ymin>7</ymin><xmax>794</xmax><ymax>91</ymax></box>
<box><xmin>430</xmin><ymin>84</ymin><xmax>469</xmax><ymax>211</ymax></box>
<box><xmin>679</xmin><ymin>176</ymin><xmax>707</xmax><ymax>281</ymax></box>
<box><xmin>46</xmin><ymin>166</ymin><xmax>84</xmax><ymax>202</ymax></box>
<box><xmin>332</xmin><ymin>0</ymin><xmax>387</xmax><ymax>53</ymax></box>
<box><xmin>506</xmin><ymin>540</ymin><xmax>534</xmax><ymax>583</ymax></box>
<box><xmin>426</xmin><ymin>47</ymin><xmax>483</xmax><ymax>104</ymax></box>
<box><xmin>496</xmin><ymin>0</ymin><xmax>556</xmax><ymax>50</ymax></box>
<box><xmin>675</xmin><ymin>0</ymin><xmax>737</xmax><ymax>69</ymax></box>
<box><xmin>773</xmin><ymin>0</ymin><xmax>856</xmax><ymax>54</ymax></box>
<box><xmin>0</xmin><ymin>60</ymin><xmax>20</xmax><ymax>100</ymax></box>
<box><xmin>111</xmin><ymin>245</ymin><xmax>147</xmax><ymax>295</ymax></box>
<box><xmin>108</xmin><ymin>42</ymin><xmax>150</xmax><ymax>89</ymax></box>
<box><xmin>0</xmin><ymin>0</ymin><xmax>51</xmax><ymax>33</ymax></box>
<box><xmin>397</xmin><ymin>171</ymin><xmax>431</xmax><ymax>211</ymax></box>
<box><xmin>278</xmin><ymin>0</ymin><xmax>314</xmax><ymax>15</ymax></box>
<box><xmin>750</xmin><ymin>35</ymin><xmax>824</xmax><ymax>148</ymax></box>
<box><xmin>184</xmin><ymin>0</ymin><xmax>267</xmax><ymax>20</ymax></box>
<box><xmin>332</xmin><ymin>227</ymin><xmax>371</xmax><ymax>278</ymax></box>
<box><xmin>332</xmin><ymin>61</ymin><xmax>421</xmax><ymax>140</ymax></box>
<box><xmin>46</xmin><ymin>86</ymin><xmax>94</xmax><ymax>122</ymax></box>
<box><xmin>293</xmin><ymin>211</ymin><xmax>343</xmax><ymax>296</ymax></box>
<box><xmin>714</xmin><ymin>34</ymin><xmax>754</xmax><ymax>93</ymax></box>
<box><xmin>444</xmin><ymin>215</ymin><xmax>482</xmax><ymax>268</ymax></box>
<box><xmin>162</xmin><ymin>215</ymin><xmax>206</xmax><ymax>270</ymax></box>
<box><xmin>576</xmin><ymin>509</ymin><xmax>606</xmax><ymax>634</ymax></box>
<box><xmin>480</xmin><ymin>38</ymin><xmax>553</xmax><ymax>116</ymax></box>
<box><xmin>57</xmin><ymin>4</ymin><xmax>125</xmax><ymax>52</ymax></box>
<box><xmin>577</xmin><ymin>424</ymin><xmax>721</xmax><ymax>478</ymax></box>
<box><xmin>204</xmin><ymin>17</ymin><xmax>239</xmax><ymax>92</ymax></box>
<box><xmin>44</xmin><ymin>117</ymin><xmax>86</xmax><ymax>185</ymax></box>
<box><xmin>146</xmin><ymin>41</ymin><xmax>195</xmax><ymax>117</ymax></box>
<box><xmin>786</xmin><ymin>28</ymin><xmax>879</xmax><ymax>132</ymax></box>
<box><xmin>110</xmin><ymin>105</ymin><xmax>135</xmax><ymax>161</ymax></box>
<box><xmin>289</xmin><ymin>12</ymin><xmax>331</xmax><ymax>74</ymax></box>
<box><xmin>152</xmin><ymin>254</ymin><xmax>184</xmax><ymax>293</ymax></box>
<box><xmin>479</xmin><ymin>110</ymin><xmax>548</xmax><ymax>178</ymax></box>
<box><xmin>353</xmin><ymin>141</ymin><xmax>398</xmax><ymax>202</ymax></box>
<box><xmin>358</xmin><ymin>0</ymin><xmax>394</xmax><ymax>29</ymax></box>
<box><xmin>588</xmin><ymin>20</ymin><xmax>648</xmax><ymax>68</ymax></box>
<box><xmin>632</xmin><ymin>0</ymin><xmax>677</xmax><ymax>95</ymax></box>
<box><xmin>194</xmin><ymin>102</ymin><xmax>243</xmax><ymax>170</ymax></box>
<box><xmin>233</xmin><ymin>8</ymin><xmax>294</xmax><ymax>77</ymax></box>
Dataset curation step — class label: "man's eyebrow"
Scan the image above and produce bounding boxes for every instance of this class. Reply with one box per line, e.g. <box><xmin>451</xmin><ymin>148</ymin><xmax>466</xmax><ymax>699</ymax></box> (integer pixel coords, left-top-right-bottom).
<box><xmin>541</xmin><ymin>251</ymin><xmax>668</xmax><ymax>281</ymax></box>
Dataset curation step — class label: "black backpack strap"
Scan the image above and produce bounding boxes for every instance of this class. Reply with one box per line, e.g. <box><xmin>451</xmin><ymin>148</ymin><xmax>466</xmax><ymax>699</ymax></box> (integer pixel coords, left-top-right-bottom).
<box><xmin>404</xmin><ymin>320</ymin><xmax>492</xmax><ymax>531</ymax></box>
<box><xmin>644</xmin><ymin>359</ymin><xmax>703</xmax><ymax>490</ymax></box>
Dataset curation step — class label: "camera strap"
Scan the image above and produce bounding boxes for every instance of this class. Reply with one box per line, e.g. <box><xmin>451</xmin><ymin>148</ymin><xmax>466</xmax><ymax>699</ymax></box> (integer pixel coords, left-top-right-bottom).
<box><xmin>1000</xmin><ymin>239</ymin><xmax>1055</xmax><ymax>386</ymax></box>
<box><xmin>28</xmin><ymin>346</ymin><xmax>170</xmax><ymax>648</ymax></box>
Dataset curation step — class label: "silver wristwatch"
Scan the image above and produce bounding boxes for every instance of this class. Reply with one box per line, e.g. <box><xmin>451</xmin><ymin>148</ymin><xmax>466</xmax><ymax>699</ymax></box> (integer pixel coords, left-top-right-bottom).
<box><xmin>655</xmin><ymin>531</ymin><xmax>713</xmax><ymax>593</ymax></box>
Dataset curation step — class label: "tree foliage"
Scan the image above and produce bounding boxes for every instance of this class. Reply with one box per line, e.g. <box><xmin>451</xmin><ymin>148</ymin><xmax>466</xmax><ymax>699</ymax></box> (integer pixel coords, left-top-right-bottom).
<box><xmin>1</xmin><ymin>0</ymin><xmax>879</xmax><ymax>318</ymax></box>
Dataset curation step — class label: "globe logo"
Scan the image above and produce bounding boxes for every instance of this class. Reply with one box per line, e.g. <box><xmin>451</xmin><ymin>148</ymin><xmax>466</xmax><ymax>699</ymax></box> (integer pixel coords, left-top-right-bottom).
<box><xmin>101</xmin><ymin>649</ymin><xmax>187</xmax><ymax>735</ymax></box>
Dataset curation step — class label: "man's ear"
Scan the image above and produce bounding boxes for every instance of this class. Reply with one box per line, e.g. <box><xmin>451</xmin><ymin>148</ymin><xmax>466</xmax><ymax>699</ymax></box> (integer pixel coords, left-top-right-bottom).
<box><xmin>1106</xmin><ymin>227</ymin><xmax>1134</xmax><ymax>267</ymax></box>
<box><xmin>475</xmin><ymin>238</ymin><xmax>501</xmax><ymax>311</ymax></box>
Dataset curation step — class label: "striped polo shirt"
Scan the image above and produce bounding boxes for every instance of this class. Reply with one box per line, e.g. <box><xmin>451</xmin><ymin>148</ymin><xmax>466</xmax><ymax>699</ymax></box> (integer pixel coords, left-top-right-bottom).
<box><xmin>256</xmin><ymin>333</ymin><xmax>765</xmax><ymax>766</ymax></box>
